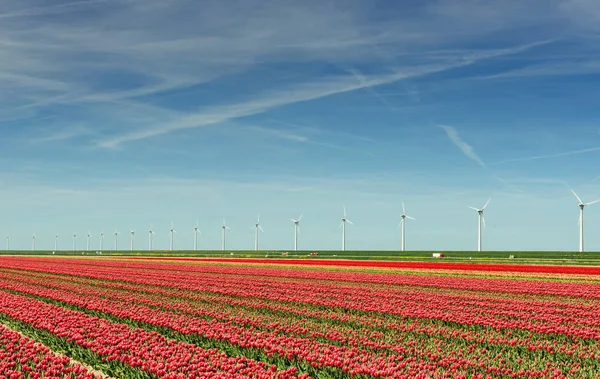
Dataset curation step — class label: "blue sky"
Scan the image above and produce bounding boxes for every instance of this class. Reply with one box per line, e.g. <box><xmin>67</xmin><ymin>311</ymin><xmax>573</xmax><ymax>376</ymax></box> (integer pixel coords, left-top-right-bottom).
<box><xmin>2</xmin><ymin>0</ymin><xmax>600</xmax><ymax>252</ymax></box>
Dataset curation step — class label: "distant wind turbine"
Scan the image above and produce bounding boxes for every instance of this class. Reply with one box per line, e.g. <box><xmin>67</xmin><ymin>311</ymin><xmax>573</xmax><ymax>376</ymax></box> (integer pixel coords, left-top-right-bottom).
<box><xmin>193</xmin><ymin>221</ymin><xmax>200</xmax><ymax>251</ymax></box>
<box><xmin>86</xmin><ymin>232</ymin><xmax>91</xmax><ymax>251</ymax></box>
<box><xmin>130</xmin><ymin>230</ymin><xmax>135</xmax><ymax>251</ymax></box>
<box><xmin>340</xmin><ymin>205</ymin><xmax>353</xmax><ymax>251</ymax></box>
<box><xmin>54</xmin><ymin>235</ymin><xmax>58</xmax><ymax>251</ymax></box>
<box><xmin>571</xmin><ymin>189</ymin><xmax>599</xmax><ymax>252</ymax></box>
<box><xmin>6</xmin><ymin>236</ymin><xmax>9</xmax><ymax>251</ymax></box>
<box><xmin>100</xmin><ymin>232</ymin><xmax>104</xmax><ymax>251</ymax></box>
<box><xmin>114</xmin><ymin>230</ymin><xmax>119</xmax><ymax>250</ymax></box>
<box><xmin>32</xmin><ymin>233</ymin><xmax>36</xmax><ymax>251</ymax></box>
<box><xmin>290</xmin><ymin>214</ymin><xmax>303</xmax><ymax>251</ymax></box>
<box><xmin>148</xmin><ymin>225</ymin><xmax>154</xmax><ymax>251</ymax></box>
<box><xmin>469</xmin><ymin>198</ymin><xmax>491</xmax><ymax>252</ymax></box>
<box><xmin>72</xmin><ymin>234</ymin><xmax>77</xmax><ymax>251</ymax></box>
<box><xmin>254</xmin><ymin>214</ymin><xmax>264</xmax><ymax>251</ymax></box>
<box><xmin>221</xmin><ymin>219</ymin><xmax>230</xmax><ymax>251</ymax></box>
<box><xmin>169</xmin><ymin>222</ymin><xmax>176</xmax><ymax>251</ymax></box>
<box><xmin>398</xmin><ymin>201</ymin><xmax>415</xmax><ymax>252</ymax></box>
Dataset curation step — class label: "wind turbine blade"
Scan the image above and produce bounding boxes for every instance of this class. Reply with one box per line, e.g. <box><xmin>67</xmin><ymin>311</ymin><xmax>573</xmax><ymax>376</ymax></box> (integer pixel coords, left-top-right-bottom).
<box><xmin>298</xmin><ymin>214</ymin><xmax>303</xmax><ymax>221</ymax></box>
<box><xmin>468</xmin><ymin>206</ymin><xmax>479</xmax><ymax>211</ymax></box>
<box><xmin>259</xmin><ymin>225</ymin><xmax>264</xmax><ymax>232</ymax></box>
<box><xmin>290</xmin><ymin>218</ymin><xmax>297</xmax><ymax>223</ymax></box>
<box><xmin>585</xmin><ymin>199</ymin><xmax>600</xmax><ymax>206</ymax></box>
<box><xmin>339</xmin><ymin>222</ymin><xmax>343</xmax><ymax>228</ymax></box>
<box><xmin>571</xmin><ymin>189</ymin><xmax>583</xmax><ymax>204</ymax></box>
<box><xmin>406</xmin><ymin>216</ymin><xmax>416</xmax><ymax>220</ymax></box>
<box><xmin>482</xmin><ymin>216</ymin><xmax>486</xmax><ymax>229</ymax></box>
<box><xmin>343</xmin><ymin>205</ymin><xmax>347</xmax><ymax>217</ymax></box>
<box><xmin>346</xmin><ymin>219</ymin><xmax>354</xmax><ymax>225</ymax></box>
<box><xmin>482</xmin><ymin>198</ymin><xmax>491</xmax><ymax>210</ymax></box>
<box><xmin>402</xmin><ymin>201</ymin><xmax>406</xmax><ymax>214</ymax></box>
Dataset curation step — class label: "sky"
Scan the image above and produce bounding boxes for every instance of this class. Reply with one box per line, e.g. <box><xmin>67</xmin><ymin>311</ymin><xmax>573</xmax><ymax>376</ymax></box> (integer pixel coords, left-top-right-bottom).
<box><xmin>2</xmin><ymin>0</ymin><xmax>600</xmax><ymax>252</ymax></box>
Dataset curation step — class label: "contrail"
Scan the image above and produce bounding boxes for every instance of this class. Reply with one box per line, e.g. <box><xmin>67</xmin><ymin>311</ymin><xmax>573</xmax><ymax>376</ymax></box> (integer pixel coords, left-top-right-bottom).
<box><xmin>436</xmin><ymin>124</ymin><xmax>486</xmax><ymax>168</ymax></box>
<box><xmin>0</xmin><ymin>0</ymin><xmax>129</xmax><ymax>19</ymax></box>
<box><xmin>493</xmin><ymin>146</ymin><xmax>600</xmax><ymax>164</ymax></box>
<box><xmin>436</xmin><ymin>123</ymin><xmax>524</xmax><ymax>193</ymax></box>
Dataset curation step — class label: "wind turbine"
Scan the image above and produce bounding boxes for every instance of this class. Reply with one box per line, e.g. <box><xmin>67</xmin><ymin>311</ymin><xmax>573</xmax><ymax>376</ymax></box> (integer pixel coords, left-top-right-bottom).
<box><xmin>130</xmin><ymin>230</ymin><xmax>135</xmax><ymax>251</ymax></box>
<box><xmin>571</xmin><ymin>189</ymin><xmax>600</xmax><ymax>252</ymax></box>
<box><xmin>290</xmin><ymin>214</ymin><xmax>303</xmax><ymax>251</ymax></box>
<box><xmin>148</xmin><ymin>225</ymin><xmax>154</xmax><ymax>251</ymax></box>
<box><xmin>32</xmin><ymin>233</ymin><xmax>36</xmax><ymax>251</ymax></box>
<box><xmin>100</xmin><ymin>232</ymin><xmax>104</xmax><ymax>251</ymax></box>
<box><xmin>469</xmin><ymin>198</ymin><xmax>491</xmax><ymax>252</ymax></box>
<box><xmin>54</xmin><ymin>235</ymin><xmax>58</xmax><ymax>251</ymax></box>
<box><xmin>86</xmin><ymin>232</ymin><xmax>91</xmax><ymax>251</ymax></box>
<box><xmin>5</xmin><ymin>236</ymin><xmax>9</xmax><ymax>251</ymax></box>
<box><xmin>169</xmin><ymin>222</ymin><xmax>176</xmax><ymax>251</ymax></box>
<box><xmin>221</xmin><ymin>219</ymin><xmax>230</xmax><ymax>251</ymax></box>
<box><xmin>114</xmin><ymin>230</ymin><xmax>119</xmax><ymax>250</ymax></box>
<box><xmin>254</xmin><ymin>214</ymin><xmax>264</xmax><ymax>251</ymax></box>
<box><xmin>398</xmin><ymin>201</ymin><xmax>415</xmax><ymax>252</ymax></box>
<box><xmin>193</xmin><ymin>221</ymin><xmax>201</xmax><ymax>251</ymax></box>
<box><xmin>340</xmin><ymin>205</ymin><xmax>353</xmax><ymax>251</ymax></box>
<box><xmin>72</xmin><ymin>234</ymin><xmax>77</xmax><ymax>251</ymax></box>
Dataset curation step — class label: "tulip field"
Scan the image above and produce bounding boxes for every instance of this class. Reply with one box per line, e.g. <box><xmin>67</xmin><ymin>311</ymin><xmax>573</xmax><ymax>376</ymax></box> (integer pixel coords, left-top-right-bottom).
<box><xmin>1</xmin><ymin>257</ymin><xmax>600</xmax><ymax>378</ymax></box>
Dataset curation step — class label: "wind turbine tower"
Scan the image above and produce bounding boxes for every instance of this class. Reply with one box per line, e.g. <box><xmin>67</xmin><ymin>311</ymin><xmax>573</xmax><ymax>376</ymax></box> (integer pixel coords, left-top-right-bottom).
<box><xmin>32</xmin><ymin>233</ymin><xmax>36</xmax><ymax>251</ymax></box>
<box><xmin>148</xmin><ymin>226</ymin><xmax>154</xmax><ymax>251</ymax></box>
<box><xmin>221</xmin><ymin>219</ymin><xmax>230</xmax><ymax>251</ymax></box>
<box><xmin>571</xmin><ymin>189</ymin><xmax>599</xmax><ymax>252</ymax></box>
<box><xmin>193</xmin><ymin>221</ymin><xmax>200</xmax><ymax>251</ymax></box>
<box><xmin>114</xmin><ymin>230</ymin><xmax>119</xmax><ymax>250</ymax></box>
<box><xmin>169</xmin><ymin>223</ymin><xmax>176</xmax><ymax>251</ymax></box>
<box><xmin>290</xmin><ymin>215</ymin><xmax>302</xmax><ymax>251</ymax></box>
<box><xmin>86</xmin><ymin>232</ymin><xmax>91</xmax><ymax>251</ymax></box>
<box><xmin>399</xmin><ymin>201</ymin><xmax>415</xmax><ymax>252</ymax></box>
<box><xmin>100</xmin><ymin>232</ymin><xmax>104</xmax><ymax>251</ymax></box>
<box><xmin>72</xmin><ymin>234</ymin><xmax>77</xmax><ymax>251</ymax></box>
<box><xmin>469</xmin><ymin>198</ymin><xmax>491</xmax><ymax>252</ymax></box>
<box><xmin>54</xmin><ymin>235</ymin><xmax>58</xmax><ymax>251</ymax></box>
<box><xmin>340</xmin><ymin>205</ymin><xmax>353</xmax><ymax>251</ymax></box>
<box><xmin>254</xmin><ymin>214</ymin><xmax>264</xmax><ymax>251</ymax></box>
<box><xmin>130</xmin><ymin>230</ymin><xmax>135</xmax><ymax>251</ymax></box>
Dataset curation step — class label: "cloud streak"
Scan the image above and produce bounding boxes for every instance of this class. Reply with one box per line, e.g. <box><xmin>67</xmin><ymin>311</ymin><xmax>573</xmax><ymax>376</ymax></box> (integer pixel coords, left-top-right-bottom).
<box><xmin>493</xmin><ymin>146</ymin><xmax>600</xmax><ymax>164</ymax></box>
<box><xmin>95</xmin><ymin>41</ymin><xmax>551</xmax><ymax>148</ymax></box>
<box><xmin>436</xmin><ymin>124</ymin><xmax>486</xmax><ymax>167</ymax></box>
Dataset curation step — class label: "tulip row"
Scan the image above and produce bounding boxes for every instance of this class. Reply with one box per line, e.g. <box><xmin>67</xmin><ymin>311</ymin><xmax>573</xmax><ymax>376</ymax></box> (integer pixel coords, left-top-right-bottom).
<box><xmin>3</xmin><ymin>270</ymin><xmax>599</xmax><ymax>378</ymax></box>
<box><xmin>2</xmin><ymin>257</ymin><xmax>600</xmax><ymax>377</ymax></box>
<box><xmin>1</xmin><ymin>258</ymin><xmax>600</xmax><ymax>375</ymax></box>
<box><xmin>0</xmin><ymin>321</ymin><xmax>101</xmax><ymax>379</ymax></box>
<box><xmin>130</xmin><ymin>257</ymin><xmax>600</xmax><ymax>276</ymax></box>
<box><xmin>4</xmin><ymin>259</ymin><xmax>599</xmax><ymax>339</ymax></box>
<box><xmin>5</xmin><ymin>257</ymin><xmax>600</xmax><ymax>300</ymax></box>
<box><xmin>0</xmin><ymin>289</ymin><xmax>306</xmax><ymax>379</ymax></box>
<box><xmin>4</xmin><ymin>268</ymin><xmax>599</xmax><ymax>357</ymax></box>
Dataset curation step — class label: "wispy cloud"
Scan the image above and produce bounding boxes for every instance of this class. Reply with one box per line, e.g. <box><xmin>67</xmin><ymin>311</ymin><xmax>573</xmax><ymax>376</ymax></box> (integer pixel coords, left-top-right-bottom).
<box><xmin>0</xmin><ymin>0</ymin><xmax>126</xmax><ymax>19</ymax></box>
<box><xmin>246</xmin><ymin>125</ymin><xmax>309</xmax><ymax>143</ymax></box>
<box><xmin>493</xmin><ymin>146</ymin><xmax>600</xmax><ymax>164</ymax></box>
<box><xmin>436</xmin><ymin>124</ymin><xmax>486</xmax><ymax>167</ymax></box>
<box><xmin>436</xmin><ymin>123</ymin><xmax>526</xmax><ymax>193</ymax></box>
<box><xmin>30</xmin><ymin>126</ymin><xmax>92</xmax><ymax>145</ymax></box>
<box><xmin>95</xmin><ymin>41</ymin><xmax>551</xmax><ymax>148</ymax></box>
